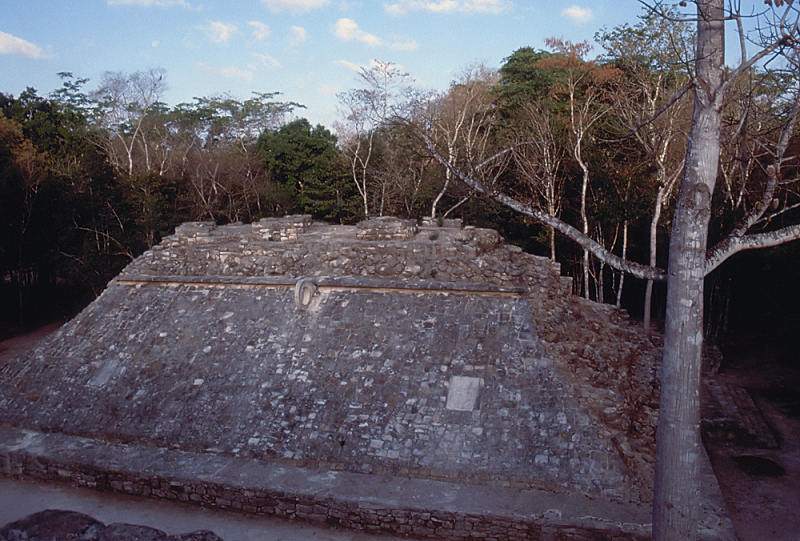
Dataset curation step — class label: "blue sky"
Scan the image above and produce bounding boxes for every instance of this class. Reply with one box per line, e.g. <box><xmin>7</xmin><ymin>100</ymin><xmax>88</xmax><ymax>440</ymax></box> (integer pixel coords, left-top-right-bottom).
<box><xmin>5</xmin><ymin>1</ymin><xmax>659</xmax><ymax>128</ymax></box>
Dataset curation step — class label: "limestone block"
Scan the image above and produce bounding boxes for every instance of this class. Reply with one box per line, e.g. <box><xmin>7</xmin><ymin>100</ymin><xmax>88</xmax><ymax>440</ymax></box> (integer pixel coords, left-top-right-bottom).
<box><xmin>175</xmin><ymin>221</ymin><xmax>216</xmax><ymax>239</ymax></box>
<box><xmin>446</xmin><ymin>376</ymin><xmax>483</xmax><ymax>411</ymax></box>
<box><xmin>357</xmin><ymin>217</ymin><xmax>418</xmax><ymax>240</ymax></box>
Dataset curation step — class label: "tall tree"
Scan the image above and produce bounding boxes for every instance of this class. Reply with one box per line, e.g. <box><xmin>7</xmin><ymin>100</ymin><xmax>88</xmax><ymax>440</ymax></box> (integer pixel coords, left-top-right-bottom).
<box><xmin>257</xmin><ymin>118</ymin><xmax>358</xmax><ymax>222</ymax></box>
<box><xmin>91</xmin><ymin>69</ymin><xmax>168</xmax><ymax>178</ymax></box>
<box><xmin>651</xmin><ymin>1</ymin><xmax>800</xmax><ymax>538</ymax></box>
<box><xmin>425</xmin><ymin>64</ymin><xmax>500</xmax><ymax>221</ymax></box>
<box><xmin>495</xmin><ymin>48</ymin><xmax>571</xmax><ymax>260</ymax></box>
<box><xmin>166</xmin><ymin>93</ymin><xmax>299</xmax><ymax>222</ymax></box>
<box><xmin>336</xmin><ymin>61</ymin><xmax>416</xmax><ymax>218</ymax></box>
<box><xmin>508</xmin><ymin>100</ymin><xmax>565</xmax><ymax>261</ymax></box>
<box><xmin>598</xmin><ymin>9</ymin><xmax>694</xmax><ymax>330</ymax></box>
<box><xmin>539</xmin><ymin>38</ymin><xmax>622</xmax><ymax>299</ymax></box>
<box><xmin>650</xmin><ymin>2</ymin><xmax>725</xmax><ymax>538</ymax></box>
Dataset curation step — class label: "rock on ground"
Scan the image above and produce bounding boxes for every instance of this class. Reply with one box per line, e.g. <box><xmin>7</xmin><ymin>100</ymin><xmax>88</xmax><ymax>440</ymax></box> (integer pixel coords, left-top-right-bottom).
<box><xmin>0</xmin><ymin>510</ymin><xmax>223</xmax><ymax>541</ymax></box>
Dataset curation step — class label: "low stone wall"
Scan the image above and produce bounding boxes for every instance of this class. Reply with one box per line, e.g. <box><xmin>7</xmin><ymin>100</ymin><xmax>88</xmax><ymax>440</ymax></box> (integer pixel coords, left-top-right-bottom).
<box><xmin>1</xmin><ymin>428</ymin><xmax>651</xmax><ymax>541</ymax></box>
<box><xmin>356</xmin><ymin>216</ymin><xmax>418</xmax><ymax>240</ymax></box>
<box><xmin>255</xmin><ymin>214</ymin><xmax>312</xmax><ymax>241</ymax></box>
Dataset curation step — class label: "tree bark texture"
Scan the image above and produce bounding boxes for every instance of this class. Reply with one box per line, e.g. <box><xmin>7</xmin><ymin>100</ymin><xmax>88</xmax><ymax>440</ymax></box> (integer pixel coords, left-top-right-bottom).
<box><xmin>652</xmin><ymin>1</ymin><xmax>724</xmax><ymax>540</ymax></box>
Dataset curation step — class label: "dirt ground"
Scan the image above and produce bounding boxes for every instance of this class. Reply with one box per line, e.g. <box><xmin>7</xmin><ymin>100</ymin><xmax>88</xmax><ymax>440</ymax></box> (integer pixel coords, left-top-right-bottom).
<box><xmin>2</xmin><ymin>323</ymin><xmax>799</xmax><ymax>541</ymax></box>
<box><xmin>703</xmin><ymin>342</ymin><xmax>800</xmax><ymax>541</ymax></box>
<box><xmin>0</xmin><ymin>322</ymin><xmax>62</xmax><ymax>360</ymax></box>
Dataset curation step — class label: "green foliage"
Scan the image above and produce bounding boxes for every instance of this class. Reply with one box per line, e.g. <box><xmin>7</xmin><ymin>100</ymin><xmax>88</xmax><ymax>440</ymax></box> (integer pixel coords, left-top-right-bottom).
<box><xmin>257</xmin><ymin>119</ymin><xmax>361</xmax><ymax>223</ymax></box>
<box><xmin>181</xmin><ymin>92</ymin><xmax>302</xmax><ymax>146</ymax></box>
<box><xmin>495</xmin><ymin>47</ymin><xmax>559</xmax><ymax>111</ymax></box>
<box><xmin>595</xmin><ymin>8</ymin><xmax>694</xmax><ymax>76</ymax></box>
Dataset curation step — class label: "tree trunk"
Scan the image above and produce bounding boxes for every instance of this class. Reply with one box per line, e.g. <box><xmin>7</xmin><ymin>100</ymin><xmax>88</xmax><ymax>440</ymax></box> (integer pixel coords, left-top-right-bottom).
<box><xmin>547</xmin><ymin>195</ymin><xmax>557</xmax><ymax>262</ymax></box>
<box><xmin>596</xmin><ymin>260</ymin><xmax>605</xmax><ymax>304</ymax></box>
<box><xmin>431</xmin><ymin>142</ymin><xmax>456</xmax><ymax>220</ymax></box>
<box><xmin>616</xmin><ymin>221</ymin><xmax>628</xmax><ymax>308</ymax></box>
<box><xmin>652</xmin><ymin>2</ymin><xmax>724</xmax><ymax>540</ymax></box>
<box><xmin>578</xmin><ymin>153</ymin><xmax>590</xmax><ymax>300</ymax></box>
<box><xmin>644</xmin><ymin>187</ymin><xmax>665</xmax><ymax>333</ymax></box>
<box><xmin>643</xmin><ymin>279</ymin><xmax>655</xmax><ymax>332</ymax></box>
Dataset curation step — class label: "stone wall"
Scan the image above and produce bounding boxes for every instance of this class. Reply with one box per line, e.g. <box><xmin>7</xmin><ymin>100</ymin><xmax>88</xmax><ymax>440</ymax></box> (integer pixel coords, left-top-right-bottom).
<box><xmin>1</xmin><ymin>427</ymin><xmax>651</xmax><ymax>541</ymax></box>
<box><xmin>1</xmin><ymin>282</ymin><xmax>658</xmax><ymax>500</ymax></box>
<box><xmin>121</xmin><ymin>216</ymin><xmax>572</xmax><ymax>299</ymax></box>
<box><xmin>122</xmin><ymin>216</ymin><xmax>660</xmax><ymax>499</ymax></box>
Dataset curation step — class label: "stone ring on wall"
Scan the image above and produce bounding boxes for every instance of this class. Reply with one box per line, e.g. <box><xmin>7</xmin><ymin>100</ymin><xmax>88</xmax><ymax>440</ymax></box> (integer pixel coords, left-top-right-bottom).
<box><xmin>294</xmin><ymin>278</ymin><xmax>317</xmax><ymax>311</ymax></box>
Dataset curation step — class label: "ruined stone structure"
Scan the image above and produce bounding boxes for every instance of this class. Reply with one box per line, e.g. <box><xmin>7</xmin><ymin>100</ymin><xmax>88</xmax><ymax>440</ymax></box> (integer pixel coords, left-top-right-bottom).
<box><xmin>0</xmin><ymin>216</ymin><xmax>733</xmax><ymax>540</ymax></box>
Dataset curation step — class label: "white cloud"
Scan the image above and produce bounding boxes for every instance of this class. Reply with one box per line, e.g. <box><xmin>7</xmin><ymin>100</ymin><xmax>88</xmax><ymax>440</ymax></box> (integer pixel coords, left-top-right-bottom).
<box><xmin>390</xmin><ymin>37</ymin><xmax>418</xmax><ymax>51</ymax></box>
<box><xmin>335</xmin><ymin>59</ymin><xmax>363</xmax><ymax>73</ymax></box>
<box><xmin>248</xmin><ymin>21</ymin><xmax>271</xmax><ymax>41</ymax></box>
<box><xmin>108</xmin><ymin>0</ymin><xmax>190</xmax><ymax>6</ymax></box>
<box><xmin>260</xmin><ymin>0</ymin><xmax>330</xmax><ymax>13</ymax></box>
<box><xmin>384</xmin><ymin>0</ymin><xmax>509</xmax><ymax>16</ymax></box>
<box><xmin>561</xmin><ymin>5</ymin><xmax>594</xmax><ymax>24</ymax></box>
<box><xmin>195</xmin><ymin>62</ymin><xmax>253</xmax><ymax>81</ymax></box>
<box><xmin>290</xmin><ymin>26</ymin><xmax>308</xmax><ymax>45</ymax></box>
<box><xmin>252</xmin><ymin>52</ymin><xmax>281</xmax><ymax>68</ymax></box>
<box><xmin>201</xmin><ymin>21</ymin><xmax>238</xmax><ymax>44</ymax></box>
<box><xmin>0</xmin><ymin>31</ymin><xmax>46</xmax><ymax>59</ymax></box>
<box><xmin>333</xmin><ymin>18</ymin><xmax>382</xmax><ymax>47</ymax></box>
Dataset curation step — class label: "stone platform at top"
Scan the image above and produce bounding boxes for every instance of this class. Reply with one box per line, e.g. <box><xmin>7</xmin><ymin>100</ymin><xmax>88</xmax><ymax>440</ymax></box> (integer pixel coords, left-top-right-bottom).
<box><xmin>120</xmin><ymin>215</ymin><xmax>573</xmax><ymax>299</ymax></box>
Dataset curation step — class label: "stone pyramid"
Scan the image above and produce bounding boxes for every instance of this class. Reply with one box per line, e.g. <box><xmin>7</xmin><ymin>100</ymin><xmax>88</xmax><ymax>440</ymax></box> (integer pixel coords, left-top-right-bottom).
<box><xmin>0</xmin><ymin>216</ymin><xmax>662</xmax><ymax>507</ymax></box>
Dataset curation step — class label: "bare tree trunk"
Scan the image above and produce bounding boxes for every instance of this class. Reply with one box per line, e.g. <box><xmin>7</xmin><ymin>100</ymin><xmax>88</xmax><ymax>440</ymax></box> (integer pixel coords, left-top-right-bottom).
<box><xmin>645</xmin><ymin>163</ymin><xmax>683</xmax><ymax>332</ymax></box>
<box><xmin>430</xmin><ymin>173</ymin><xmax>448</xmax><ymax>219</ymax></box>
<box><xmin>596</xmin><ymin>260</ymin><xmax>605</xmax><ymax>304</ymax></box>
<box><xmin>547</xmin><ymin>191</ymin><xmax>558</xmax><ymax>262</ymax></box>
<box><xmin>643</xmin><ymin>282</ymin><xmax>655</xmax><ymax>331</ymax></box>
<box><xmin>578</xmin><ymin>151</ymin><xmax>590</xmax><ymax>300</ymax></box>
<box><xmin>430</xmin><ymin>142</ymin><xmax>455</xmax><ymax>219</ymax></box>
<box><xmin>652</xmin><ymin>2</ymin><xmax>724</xmax><ymax>540</ymax></box>
<box><xmin>616</xmin><ymin>221</ymin><xmax>628</xmax><ymax>308</ymax></box>
<box><xmin>644</xmin><ymin>188</ymin><xmax>664</xmax><ymax>333</ymax></box>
